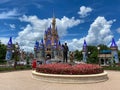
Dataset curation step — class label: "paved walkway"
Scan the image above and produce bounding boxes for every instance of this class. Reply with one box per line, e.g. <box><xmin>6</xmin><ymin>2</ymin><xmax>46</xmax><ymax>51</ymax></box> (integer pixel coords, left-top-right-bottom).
<box><xmin>0</xmin><ymin>70</ymin><xmax>120</xmax><ymax>90</ymax></box>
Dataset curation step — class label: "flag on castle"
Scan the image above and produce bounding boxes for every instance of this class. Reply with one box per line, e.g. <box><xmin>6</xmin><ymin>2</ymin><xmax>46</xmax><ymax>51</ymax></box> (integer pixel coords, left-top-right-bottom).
<box><xmin>5</xmin><ymin>37</ymin><xmax>13</xmax><ymax>61</ymax></box>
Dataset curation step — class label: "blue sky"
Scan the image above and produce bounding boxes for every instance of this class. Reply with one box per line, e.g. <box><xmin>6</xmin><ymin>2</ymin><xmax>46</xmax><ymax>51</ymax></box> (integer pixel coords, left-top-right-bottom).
<box><xmin>0</xmin><ymin>0</ymin><xmax>120</xmax><ymax>51</ymax></box>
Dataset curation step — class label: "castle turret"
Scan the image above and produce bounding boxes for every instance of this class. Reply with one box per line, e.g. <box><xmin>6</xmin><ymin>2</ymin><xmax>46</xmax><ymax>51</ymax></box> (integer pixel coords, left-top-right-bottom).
<box><xmin>5</xmin><ymin>37</ymin><xmax>13</xmax><ymax>60</ymax></box>
<box><xmin>82</xmin><ymin>40</ymin><xmax>87</xmax><ymax>63</ymax></box>
<box><xmin>34</xmin><ymin>40</ymin><xmax>39</xmax><ymax>58</ymax></box>
<box><xmin>52</xmin><ymin>15</ymin><xmax>56</xmax><ymax>31</ymax></box>
<box><xmin>110</xmin><ymin>38</ymin><xmax>119</xmax><ymax>63</ymax></box>
<box><xmin>39</xmin><ymin>39</ymin><xmax>45</xmax><ymax>59</ymax></box>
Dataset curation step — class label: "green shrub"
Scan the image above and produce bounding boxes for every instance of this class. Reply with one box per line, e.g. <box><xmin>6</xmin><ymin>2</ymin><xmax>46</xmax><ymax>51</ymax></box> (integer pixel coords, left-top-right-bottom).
<box><xmin>0</xmin><ymin>65</ymin><xmax>32</xmax><ymax>72</ymax></box>
<box><xmin>103</xmin><ymin>66</ymin><xmax>120</xmax><ymax>71</ymax></box>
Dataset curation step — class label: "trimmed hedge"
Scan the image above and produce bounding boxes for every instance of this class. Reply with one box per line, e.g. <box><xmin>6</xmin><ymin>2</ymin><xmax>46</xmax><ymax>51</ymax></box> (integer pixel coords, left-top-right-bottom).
<box><xmin>36</xmin><ymin>63</ymin><xmax>103</xmax><ymax>75</ymax></box>
<box><xmin>103</xmin><ymin>66</ymin><xmax>120</xmax><ymax>71</ymax></box>
<box><xmin>0</xmin><ymin>65</ymin><xmax>32</xmax><ymax>72</ymax></box>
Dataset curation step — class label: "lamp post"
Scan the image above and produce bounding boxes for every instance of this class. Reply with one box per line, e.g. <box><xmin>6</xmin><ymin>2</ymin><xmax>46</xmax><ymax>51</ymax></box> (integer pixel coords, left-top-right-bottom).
<box><xmin>88</xmin><ymin>51</ymin><xmax>91</xmax><ymax>58</ymax></box>
<box><xmin>88</xmin><ymin>51</ymin><xmax>91</xmax><ymax>55</ymax></box>
<box><xmin>97</xmin><ymin>46</ymin><xmax>100</xmax><ymax>65</ymax></box>
<box><xmin>14</xmin><ymin>42</ymin><xmax>19</xmax><ymax>69</ymax></box>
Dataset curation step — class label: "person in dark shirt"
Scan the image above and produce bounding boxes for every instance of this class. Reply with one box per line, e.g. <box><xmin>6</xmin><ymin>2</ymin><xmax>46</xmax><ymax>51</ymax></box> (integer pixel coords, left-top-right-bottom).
<box><xmin>63</xmin><ymin>43</ymin><xmax>69</xmax><ymax>63</ymax></box>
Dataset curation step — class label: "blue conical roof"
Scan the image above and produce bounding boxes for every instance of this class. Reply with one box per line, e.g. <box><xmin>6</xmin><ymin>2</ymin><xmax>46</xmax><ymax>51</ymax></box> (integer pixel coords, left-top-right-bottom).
<box><xmin>8</xmin><ymin>37</ymin><xmax>12</xmax><ymax>45</ymax></box>
<box><xmin>39</xmin><ymin>39</ymin><xmax>44</xmax><ymax>49</ymax></box>
<box><xmin>45</xmin><ymin>30</ymin><xmax>47</xmax><ymax>35</ymax></box>
<box><xmin>47</xmin><ymin>25</ymin><xmax>51</xmax><ymax>31</ymax></box>
<box><xmin>34</xmin><ymin>40</ymin><xmax>39</xmax><ymax>50</ymax></box>
<box><xmin>7</xmin><ymin>37</ymin><xmax>12</xmax><ymax>49</ymax></box>
<box><xmin>83</xmin><ymin>40</ymin><xmax>87</xmax><ymax>47</ymax></box>
<box><xmin>58</xmin><ymin>41</ymin><xmax>61</xmax><ymax>45</ymax></box>
<box><xmin>83</xmin><ymin>40</ymin><xmax>87</xmax><ymax>51</ymax></box>
<box><xmin>110</xmin><ymin>38</ymin><xmax>117</xmax><ymax>47</ymax></box>
<box><xmin>40</xmin><ymin>39</ymin><xmax>44</xmax><ymax>45</ymax></box>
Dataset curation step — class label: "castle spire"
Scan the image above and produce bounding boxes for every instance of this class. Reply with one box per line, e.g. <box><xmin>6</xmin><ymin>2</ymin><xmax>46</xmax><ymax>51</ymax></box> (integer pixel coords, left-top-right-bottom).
<box><xmin>34</xmin><ymin>40</ymin><xmax>39</xmax><ymax>50</ymax></box>
<box><xmin>82</xmin><ymin>40</ymin><xmax>87</xmax><ymax>52</ymax></box>
<box><xmin>53</xmin><ymin>8</ymin><xmax>55</xmax><ymax>18</ymax></box>
<box><xmin>110</xmin><ymin>38</ymin><xmax>119</xmax><ymax>63</ymax></box>
<box><xmin>110</xmin><ymin>38</ymin><xmax>117</xmax><ymax>48</ymax></box>
<box><xmin>82</xmin><ymin>40</ymin><xmax>87</xmax><ymax>63</ymax></box>
<box><xmin>52</xmin><ymin>10</ymin><xmax>56</xmax><ymax>29</ymax></box>
<box><xmin>7</xmin><ymin>37</ymin><xmax>13</xmax><ymax>49</ymax></box>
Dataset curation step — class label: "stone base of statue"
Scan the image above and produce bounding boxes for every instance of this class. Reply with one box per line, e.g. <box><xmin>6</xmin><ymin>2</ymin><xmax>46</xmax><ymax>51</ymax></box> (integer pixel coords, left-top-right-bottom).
<box><xmin>32</xmin><ymin>70</ymin><xmax>108</xmax><ymax>84</ymax></box>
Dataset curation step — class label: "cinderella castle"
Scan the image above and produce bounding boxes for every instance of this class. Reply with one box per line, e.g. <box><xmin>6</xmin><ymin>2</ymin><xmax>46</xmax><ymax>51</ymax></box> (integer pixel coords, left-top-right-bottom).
<box><xmin>34</xmin><ymin>16</ymin><xmax>63</xmax><ymax>60</ymax></box>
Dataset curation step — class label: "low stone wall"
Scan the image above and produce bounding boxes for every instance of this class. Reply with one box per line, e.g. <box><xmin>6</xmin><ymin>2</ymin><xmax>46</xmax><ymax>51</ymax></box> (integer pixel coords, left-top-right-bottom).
<box><xmin>32</xmin><ymin>71</ymin><xmax>108</xmax><ymax>84</ymax></box>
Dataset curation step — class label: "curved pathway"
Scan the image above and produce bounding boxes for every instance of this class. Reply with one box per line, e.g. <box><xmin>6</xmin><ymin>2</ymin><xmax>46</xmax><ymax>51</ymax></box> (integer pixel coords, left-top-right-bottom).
<box><xmin>0</xmin><ymin>70</ymin><xmax>120</xmax><ymax>90</ymax></box>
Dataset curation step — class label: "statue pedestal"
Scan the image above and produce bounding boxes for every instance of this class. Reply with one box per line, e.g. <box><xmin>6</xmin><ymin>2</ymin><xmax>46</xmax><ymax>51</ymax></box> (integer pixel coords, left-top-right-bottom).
<box><xmin>32</xmin><ymin>71</ymin><xmax>108</xmax><ymax>84</ymax></box>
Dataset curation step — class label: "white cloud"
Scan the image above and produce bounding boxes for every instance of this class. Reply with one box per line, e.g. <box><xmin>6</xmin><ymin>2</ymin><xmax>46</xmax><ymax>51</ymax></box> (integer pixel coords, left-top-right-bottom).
<box><xmin>116</xmin><ymin>28</ymin><xmax>120</xmax><ymax>49</ymax></box>
<box><xmin>68</xmin><ymin>16</ymin><xmax>115</xmax><ymax>51</ymax></box>
<box><xmin>0</xmin><ymin>37</ymin><xmax>9</xmax><ymax>45</ymax></box>
<box><xmin>116</xmin><ymin>28</ymin><xmax>120</xmax><ymax>33</ymax></box>
<box><xmin>16</xmin><ymin>15</ymin><xmax>81</xmax><ymax>51</ymax></box>
<box><xmin>69</xmin><ymin>38</ymin><xmax>84</xmax><ymax>51</ymax></box>
<box><xmin>0</xmin><ymin>9</ymin><xmax>20</xmax><ymax>19</ymax></box>
<box><xmin>34</xmin><ymin>3</ymin><xmax>43</xmax><ymax>9</ymax></box>
<box><xmin>56</xmin><ymin>16</ymin><xmax>81</xmax><ymax>37</ymax></box>
<box><xmin>78</xmin><ymin>6</ymin><xmax>92</xmax><ymax>18</ymax></box>
<box><xmin>117</xmin><ymin>39</ymin><xmax>120</xmax><ymax>50</ymax></box>
<box><xmin>86</xmin><ymin>16</ymin><xmax>114</xmax><ymax>45</ymax></box>
<box><xmin>10</xmin><ymin>24</ymin><xmax>16</xmax><ymax>29</ymax></box>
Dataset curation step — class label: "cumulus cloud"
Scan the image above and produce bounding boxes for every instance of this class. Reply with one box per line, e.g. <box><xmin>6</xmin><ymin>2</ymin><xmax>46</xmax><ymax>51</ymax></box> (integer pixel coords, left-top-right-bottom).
<box><xmin>16</xmin><ymin>15</ymin><xmax>81</xmax><ymax>51</ymax></box>
<box><xmin>116</xmin><ymin>28</ymin><xmax>120</xmax><ymax>49</ymax></box>
<box><xmin>10</xmin><ymin>24</ymin><xmax>16</xmax><ymax>29</ymax></box>
<box><xmin>69</xmin><ymin>38</ymin><xmax>84</xmax><ymax>51</ymax></box>
<box><xmin>116</xmin><ymin>28</ymin><xmax>120</xmax><ymax>33</ymax></box>
<box><xmin>0</xmin><ymin>8</ymin><xmax>20</xmax><ymax>19</ymax></box>
<box><xmin>56</xmin><ymin>16</ymin><xmax>81</xmax><ymax>37</ymax></box>
<box><xmin>86</xmin><ymin>16</ymin><xmax>114</xmax><ymax>45</ymax></box>
<box><xmin>68</xmin><ymin>16</ymin><xmax>114</xmax><ymax>51</ymax></box>
<box><xmin>117</xmin><ymin>39</ymin><xmax>120</xmax><ymax>50</ymax></box>
<box><xmin>78</xmin><ymin>6</ymin><xmax>92</xmax><ymax>18</ymax></box>
<box><xmin>0</xmin><ymin>37</ymin><xmax>9</xmax><ymax>44</ymax></box>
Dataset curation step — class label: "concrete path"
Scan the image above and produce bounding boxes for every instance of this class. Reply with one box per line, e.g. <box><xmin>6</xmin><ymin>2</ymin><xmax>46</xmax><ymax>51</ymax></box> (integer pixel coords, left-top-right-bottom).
<box><xmin>0</xmin><ymin>70</ymin><xmax>120</xmax><ymax>90</ymax></box>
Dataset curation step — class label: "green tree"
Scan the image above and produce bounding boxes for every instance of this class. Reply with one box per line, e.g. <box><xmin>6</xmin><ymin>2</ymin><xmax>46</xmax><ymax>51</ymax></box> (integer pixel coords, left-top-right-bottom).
<box><xmin>97</xmin><ymin>44</ymin><xmax>110</xmax><ymax>50</ymax></box>
<box><xmin>74</xmin><ymin>50</ymin><xmax>82</xmax><ymax>61</ymax></box>
<box><xmin>118</xmin><ymin>50</ymin><xmax>120</xmax><ymax>62</ymax></box>
<box><xmin>87</xmin><ymin>45</ymin><xmax>98</xmax><ymax>64</ymax></box>
<box><xmin>87</xmin><ymin>44</ymin><xmax>110</xmax><ymax>64</ymax></box>
<box><xmin>0</xmin><ymin>43</ymin><xmax>7</xmax><ymax>63</ymax></box>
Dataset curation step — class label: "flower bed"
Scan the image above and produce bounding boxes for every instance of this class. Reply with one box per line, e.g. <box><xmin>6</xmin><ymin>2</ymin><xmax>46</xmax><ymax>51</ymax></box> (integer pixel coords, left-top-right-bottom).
<box><xmin>36</xmin><ymin>63</ymin><xmax>103</xmax><ymax>75</ymax></box>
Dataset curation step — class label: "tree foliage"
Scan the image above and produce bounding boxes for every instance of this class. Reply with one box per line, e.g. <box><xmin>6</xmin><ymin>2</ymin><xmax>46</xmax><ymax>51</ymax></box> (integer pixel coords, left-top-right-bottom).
<box><xmin>0</xmin><ymin>43</ymin><xmax>7</xmax><ymax>62</ymax></box>
<box><xmin>74</xmin><ymin>50</ymin><xmax>82</xmax><ymax>61</ymax></box>
<box><xmin>73</xmin><ymin>44</ymin><xmax>118</xmax><ymax>64</ymax></box>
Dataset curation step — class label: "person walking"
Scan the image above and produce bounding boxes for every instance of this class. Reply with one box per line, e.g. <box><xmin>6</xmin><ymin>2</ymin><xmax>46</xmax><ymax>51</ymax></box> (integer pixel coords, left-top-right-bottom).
<box><xmin>63</xmin><ymin>43</ymin><xmax>69</xmax><ymax>63</ymax></box>
<box><xmin>32</xmin><ymin>58</ymin><xmax>37</xmax><ymax>70</ymax></box>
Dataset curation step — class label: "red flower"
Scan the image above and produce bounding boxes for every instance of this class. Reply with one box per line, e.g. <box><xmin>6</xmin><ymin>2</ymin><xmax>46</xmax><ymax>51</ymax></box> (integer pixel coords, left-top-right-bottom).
<box><xmin>36</xmin><ymin>63</ymin><xmax>103</xmax><ymax>75</ymax></box>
